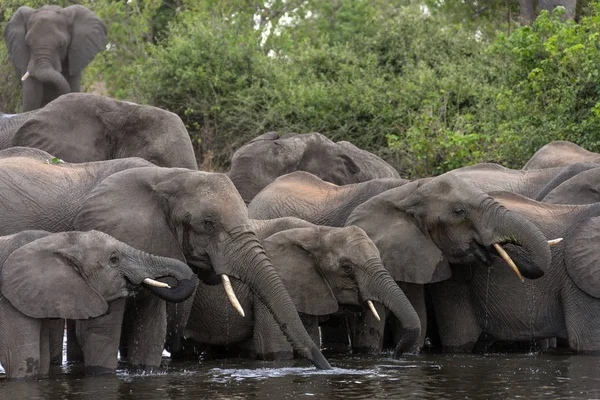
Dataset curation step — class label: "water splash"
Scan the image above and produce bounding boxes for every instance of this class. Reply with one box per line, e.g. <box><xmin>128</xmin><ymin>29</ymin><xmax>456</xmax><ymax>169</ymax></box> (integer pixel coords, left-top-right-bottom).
<box><xmin>209</xmin><ymin>366</ymin><xmax>385</xmax><ymax>383</ymax></box>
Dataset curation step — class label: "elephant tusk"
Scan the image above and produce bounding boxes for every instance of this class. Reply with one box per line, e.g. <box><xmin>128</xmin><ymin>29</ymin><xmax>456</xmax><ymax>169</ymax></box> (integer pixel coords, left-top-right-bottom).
<box><xmin>21</xmin><ymin>71</ymin><xmax>30</xmax><ymax>81</ymax></box>
<box><xmin>143</xmin><ymin>278</ymin><xmax>171</xmax><ymax>288</ymax></box>
<box><xmin>493</xmin><ymin>243</ymin><xmax>524</xmax><ymax>282</ymax></box>
<box><xmin>367</xmin><ymin>300</ymin><xmax>381</xmax><ymax>321</ymax></box>
<box><xmin>222</xmin><ymin>274</ymin><xmax>245</xmax><ymax>317</ymax></box>
<box><xmin>548</xmin><ymin>238</ymin><xmax>563</xmax><ymax>247</ymax></box>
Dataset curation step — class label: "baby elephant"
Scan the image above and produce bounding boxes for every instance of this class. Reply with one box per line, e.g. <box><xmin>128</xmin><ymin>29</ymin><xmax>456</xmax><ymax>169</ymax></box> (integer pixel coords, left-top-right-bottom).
<box><xmin>0</xmin><ymin>230</ymin><xmax>195</xmax><ymax>379</ymax></box>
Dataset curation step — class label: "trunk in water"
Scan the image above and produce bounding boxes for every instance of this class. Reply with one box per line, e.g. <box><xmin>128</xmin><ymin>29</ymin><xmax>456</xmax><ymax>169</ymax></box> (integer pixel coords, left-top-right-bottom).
<box><xmin>228</xmin><ymin>233</ymin><xmax>332</xmax><ymax>369</ymax></box>
<box><xmin>360</xmin><ymin>264</ymin><xmax>421</xmax><ymax>355</ymax></box>
<box><xmin>494</xmin><ymin>209</ymin><xmax>551</xmax><ymax>279</ymax></box>
<box><xmin>31</xmin><ymin>66</ymin><xmax>71</xmax><ymax>95</ymax></box>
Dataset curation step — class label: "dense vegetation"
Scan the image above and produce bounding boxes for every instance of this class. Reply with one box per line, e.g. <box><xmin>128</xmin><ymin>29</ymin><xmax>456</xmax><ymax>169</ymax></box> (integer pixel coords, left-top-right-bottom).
<box><xmin>1</xmin><ymin>1</ymin><xmax>599</xmax><ymax>176</ymax></box>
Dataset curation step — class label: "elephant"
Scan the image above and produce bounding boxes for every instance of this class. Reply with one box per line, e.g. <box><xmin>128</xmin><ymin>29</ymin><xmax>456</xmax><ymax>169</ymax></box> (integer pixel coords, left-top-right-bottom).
<box><xmin>182</xmin><ymin>222</ymin><xmax>421</xmax><ymax>361</ymax></box>
<box><xmin>0</xmin><ymin>229</ymin><xmax>195</xmax><ymax>379</ymax></box>
<box><xmin>0</xmin><ymin>147</ymin><xmax>331</xmax><ymax>372</ymax></box>
<box><xmin>4</xmin><ymin>5</ymin><xmax>107</xmax><ymax>111</ymax></box>
<box><xmin>523</xmin><ymin>141</ymin><xmax>600</xmax><ymax>170</ymax></box>
<box><xmin>228</xmin><ymin>132</ymin><xmax>400</xmax><ymax>203</ymax></box>
<box><xmin>346</xmin><ymin>174</ymin><xmax>600</xmax><ymax>354</ymax></box>
<box><xmin>0</xmin><ymin>93</ymin><xmax>197</xmax><ymax>169</ymax></box>
<box><xmin>536</xmin><ymin>166</ymin><xmax>600</xmax><ymax>204</ymax></box>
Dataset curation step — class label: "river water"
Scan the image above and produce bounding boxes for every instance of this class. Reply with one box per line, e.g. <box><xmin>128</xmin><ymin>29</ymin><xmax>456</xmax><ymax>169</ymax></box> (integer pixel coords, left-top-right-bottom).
<box><xmin>1</xmin><ymin>351</ymin><xmax>599</xmax><ymax>399</ymax></box>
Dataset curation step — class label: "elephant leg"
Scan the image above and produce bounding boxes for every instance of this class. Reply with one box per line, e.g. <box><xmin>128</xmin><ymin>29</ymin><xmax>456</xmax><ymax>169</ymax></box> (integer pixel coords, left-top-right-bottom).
<box><xmin>48</xmin><ymin>319</ymin><xmax>64</xmax><ymax>365</ymax></box>
<box><xmin>166</xmin><ymin>283</ymin><xmax>198</xmax><ymax>358</ymax></box>
<box><xmin>429</xmin><ymin>280</ymin><xmax>481</xmax><ymax>352</ymax></box>
<box><xmin>320</xmin><ymin>313</ymin><xmax>351</xmax><ymax>353</ymax></box>
<box><xmin>253</xmin><ymin>299</ymin><xmax>294</xmax><ymax>360</ymax></box>
<box><xmin>125</xmin><ymin>295</ymin><xmax>167</xmax><ymax>369</ymax></box>
<box><xmin>301</xmin><ymin>313</ymin><xmax>321</xmax><ymax>349</ymax></box>
<box><xmin>66</xmin><ymin>319</ymin><xmax>84</xmax><ymax>362</ymax></box>
<box><xmin>39</xmin><ymin>320</ymin><xmax>51</xmax><ymax>377</ymax></box>
<box><xmin>77</xmin><ymin>299</ymin><xmax>126</xmax><ymax>375</ymax></box>
<box><xmin>350</xmin><ymin>303</ymin><xmax>386</xmax><ymax>354</ymax></box>
<box><xmin>0</xmin><ymin>299</ymin><xmax>43</xmax><ymax>379</ymax></box>
<box><xmin>563</xmin><ymin>293</ymin><xmax>600</xmax><ymax>354</ymax></box>
<box><xmin>22</xmin><ymin>78</ymin><xmax>43</xmax><ymax>111</ymax></box>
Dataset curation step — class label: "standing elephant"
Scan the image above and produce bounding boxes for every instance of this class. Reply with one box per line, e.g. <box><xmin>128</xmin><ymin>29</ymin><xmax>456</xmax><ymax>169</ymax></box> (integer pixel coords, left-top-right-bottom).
<box><xmin>4</xmin><ymin>5</ymin><xmax>107</xmax><ymax>111</ymax></box>
<box><xmin>0</xmin><ymin>93</ymin><xmax>197</xmax><ymax>169</ymax></box>
<box><xmin>346</xmin><ymin>175</ymin><xmax>600</xmax><ymax>353</ymax></box>
<box><xmin>523</xmin><ymin>141</ymin><xmax>600</xmax><ymax>170</ymax></box>
<box><xmin>228</xmin><ymin>132</ymin><xmax>400</xmax><ymax>203</ymax></box>
<box><xmin>0</xmin><ymin>148</ymin><xmax>330</xmax><ymax>372</ymax></box>
<box><xmin>183</xmin><ymin>223</ymin><xmax>421</xmax><ymax>360</ymax></box>
<box><xmin>0</xmin><ymin>230</ymin><xmax>195</xmax><ymax>380</ymax></box>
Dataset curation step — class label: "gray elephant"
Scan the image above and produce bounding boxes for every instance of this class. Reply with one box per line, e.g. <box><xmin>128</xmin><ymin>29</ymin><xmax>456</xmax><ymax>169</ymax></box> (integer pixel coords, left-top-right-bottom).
<box><xmin>4</xmin><ymin>6</ymin><xmax>107</xmax><ymax>111</ymax></box>
<box><xmin>0</xmin><ymin>230</ymin><xmax>195</xmax><ymax>379</ymax></box>
<box><xmin>183</xmin><ymin>223</ymin><xmax>421</xmax><ymax>360</ymax></box>
<box><xmin>0</xmin><ymin>147</ymin><xmax>330</xmax><ymax>372</ymax></box>
<box><xmin>0</xmin><ymin>93</ymin><xmax>197</xmax><ymax>169</ymax></box>
<box><xmin>228</xmin><ymin>132</ymin><xmax>400</xmax><ymax>203</ymax></box>
<box><xmin>537</xmin><ymin>166</ymin><xmax>600</xmax><ymax>204</ymax></box>
<box><xmin>523</xmin><ymin>141</ymin><xmax>600</xmax><ymax>170</ymax></box>
<box><xmin>347</xmin><ymin>175</ymin><xmax>600</xmax><ymax>353</ymax></box>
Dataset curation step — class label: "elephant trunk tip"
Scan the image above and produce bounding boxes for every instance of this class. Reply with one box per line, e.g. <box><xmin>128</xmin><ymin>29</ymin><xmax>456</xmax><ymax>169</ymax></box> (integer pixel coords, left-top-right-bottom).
<box><xmin>145</xmin><ymin>278</ymin><xmax>196</xmax><ymax>303</ymax></box>
<box><xmin>393</xmin><ymin>328</ymin><xmax>421</xmax><ymax>358</ymax></box>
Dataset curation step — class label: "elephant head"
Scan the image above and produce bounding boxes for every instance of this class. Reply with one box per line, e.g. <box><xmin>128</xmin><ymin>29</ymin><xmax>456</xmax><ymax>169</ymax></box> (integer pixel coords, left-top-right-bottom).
<box><xmin>73</xmin><ymin>167</ymin><xmax>331</xmax><ymax>369</ymax></box>
<box><xmin>12</xmin><ymin>93</ymin><xmax>197</xmax><ymax>169</ymax></box>
<box><xmin>346</xmin><ymin>175</ymin><xmax>552</xmax><ymax>285</ymax></box>
<box><xmin>228</xmin><ymin>132</ymin><xmax>398</xmax><ymax>203</ymax></box>
<box><xmin>4</xmin><ymin>5</ymin><xmax>106</xmax><ymax>110</ymax></box>
<box><xmin>262</xmin><ymin>226</ymin><xmax>421</xmax><ymax>354</ymax></box>
<box><xmin>0</xmin><ymin>230</ymin><xmax>195</xmax><ymax>320</ymax></box>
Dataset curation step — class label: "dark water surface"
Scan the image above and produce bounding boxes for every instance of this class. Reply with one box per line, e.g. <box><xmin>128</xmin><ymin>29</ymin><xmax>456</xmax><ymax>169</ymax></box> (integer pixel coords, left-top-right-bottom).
<box><xmin>1</xmin><ymin>353</ymin><xmax>600</xmax><ymax>399</ymax></box>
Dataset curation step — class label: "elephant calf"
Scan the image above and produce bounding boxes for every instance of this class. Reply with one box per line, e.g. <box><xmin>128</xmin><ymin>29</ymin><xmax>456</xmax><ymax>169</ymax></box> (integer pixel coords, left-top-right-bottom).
<box><xmin>183</xmin><ymin>224</ymin><xmax>421</xmax><ymax>360</ymax></box>
<box><xmin>0</xmin><ymin>230</ymin><xmax>196</xmax><ymax>379</ymax></box>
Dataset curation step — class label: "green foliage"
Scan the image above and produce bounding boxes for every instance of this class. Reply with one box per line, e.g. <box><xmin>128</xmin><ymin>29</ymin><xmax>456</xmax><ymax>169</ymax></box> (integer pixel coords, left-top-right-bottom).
<box><xmin>2</xmin><ymin>1</ymin><xmax>600</xmax><ymax>177</ymax></box>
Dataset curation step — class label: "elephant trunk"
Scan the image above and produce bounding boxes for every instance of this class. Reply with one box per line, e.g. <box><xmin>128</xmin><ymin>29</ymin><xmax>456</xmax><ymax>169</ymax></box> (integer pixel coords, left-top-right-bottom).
<box><xmin>358</xmin><ymin>261</ymin><xmax>421</xmax><ymax>355</ymax></box>
<box><xmin>492</xmin><ymin>207</ymin><xmax>551</xmax><ymax>279</ymax></box>
<box><xmin>27</xmin><ymin>58</ymin><xmax>71</xmax><ymax>95</ymax></box>
<box><xmin>224</xmin><ymin>229</ymin><xmax>332</xmax><ymax>369</ymax></box>
<box><xmin>124</xmin><ymin>250</ymin><xmax>197</xmax><ymax>303</ymax></box>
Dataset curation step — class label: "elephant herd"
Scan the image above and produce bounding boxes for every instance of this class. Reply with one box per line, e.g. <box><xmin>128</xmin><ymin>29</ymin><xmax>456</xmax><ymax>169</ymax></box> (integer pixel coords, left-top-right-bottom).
<box><xmin>1</xmin><ymin>21</ymin><xmax>600</xmax><ymax>379</ymax></box>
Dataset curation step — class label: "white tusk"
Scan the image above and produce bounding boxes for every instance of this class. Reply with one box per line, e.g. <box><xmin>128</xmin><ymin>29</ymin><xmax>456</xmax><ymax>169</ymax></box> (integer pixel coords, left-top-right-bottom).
<box><xmin>548</xmin><ymin>238</ymin><xmax>563</xmax><ymax>247</ymax></box>
<box><xmin>222</xmin><ymin>274</ymin><xmax>245</xmax><ymax>317</ymax></box>
<box><xmin>493</xmin><ymin>243</ymin><xmax>524</xmax><ymax>282</ymax></box>
<box><xmin>21</xmin><ymin>71</ymin><xmax>30</xmax><ymax>81</ymax></box>
<box><xmin>367</xmin><ymin>300</ymin><xmax>381</xmax><ymax>321</ymax></box>
<box><xmin>143</xmin><ymin>278</ymin><xmax>171</xmax><ymax>288</ymax></box>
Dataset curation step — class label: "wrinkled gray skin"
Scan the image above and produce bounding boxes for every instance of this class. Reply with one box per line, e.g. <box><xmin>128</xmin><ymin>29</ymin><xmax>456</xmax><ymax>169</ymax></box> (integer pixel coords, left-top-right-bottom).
<box><xmin>4</xmin><ymin>6</ymin><xmax>106</xmax><ymax>111</ymax></box>
<box><xmin>0</xmin><ymin>230</ymin><xmax>195</xmax><ymax>380</ymax></box>
<box><xmin>72</xmin><ymin>166</ymin><xmax>330</xmax><ymax>372</ymax></box>
<box><xmin>0</xmin><ymin>148</ymin><xmax>330</xmax><ymax>372</ymax></box>
<box><xmin>523</xmin><ymin>141</ymin><xmax>600</xmax><ymax>170</ymax></box>
<box><xmin>346</xmin><ymin>175</ymin><xmax>556</xmax><ymax>353</ymax></box>
<box><xmin>0</xmin><ymin>93</ymin><xmax>197</xmax><ymax>169</ymax></box>
<box><xmin>448</xmin><ymin>162</ymin><xmax>598</xmax><ymax>199</ymax></box>
<box><xmin>538</xmin><ymin>166</ymin><xmax>600</xmax><ymax>204</ymax></box>
<box><xmin>228</xmin><ymin>132</ymin><xmax>400</xmax><ymax>203</ymax></box>
<box><xmin>183</xmin><ymin>221</ymin><xmax>421</xmax><ymax>360</ymax></box>
<box><xmin>249</xmin><ymin>171</ymin><xmax>409</xmax><ymax>226</ymax></box>
<box><xmin>429</xmin><ymin>192</ymin><xmax>600</xmax><ymax>353</ymax></box>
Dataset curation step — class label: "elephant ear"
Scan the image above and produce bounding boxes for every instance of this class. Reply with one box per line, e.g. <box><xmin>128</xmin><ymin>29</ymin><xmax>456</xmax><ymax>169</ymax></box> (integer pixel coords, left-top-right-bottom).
<box><xmin>73</xmin><ymin>167</ymin><xmax>185</xmax><ymax>261</ymax></box>
<box><xmin>346</xmin><ymin>183</ymin><xmax>451</xmax><ymax>283</ymax></box>
<box><xmin>64</xmin><ymin>5</ymin><xmax>107</xmax><ymax>76</ymax></box>
<box><xmin>3</xmin><ymin>6</ymin><xmax>35</xmax><ymax>73</ymax></box>
<box><xmin>564</xmin><ymin>216</ymin><xmax>600</xmax><ymax>298</ymax></box>
<box><xmin>0</xmin><ymin>233</ymin><xmax>107</xmax><ymax>319</ymax></box>
<box><xmin>263</xmin><ymin>228</ymin><xmax>339</xmax><ymax>316</ymax></box>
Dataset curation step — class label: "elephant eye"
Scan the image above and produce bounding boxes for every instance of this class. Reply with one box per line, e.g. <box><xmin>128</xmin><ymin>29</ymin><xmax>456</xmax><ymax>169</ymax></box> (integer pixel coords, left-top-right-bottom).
<box><xmin>453</xmin><ymin>205</ymin><xmax>466</xmax><ymax>217</ymax></box>
<box><xmin>201</xmin><ymin>218</ymin><xmax>215</xmax><ymax>234</ymax></box>
<box><xmin>340</xmin><ymin>263</ymin><xmax>353</xmax><ymax>275</ymax></box>
<box><xmin>109</xmin><ymin>253</ymin><xmax>120</xmax><ymax>265</ymax></box>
